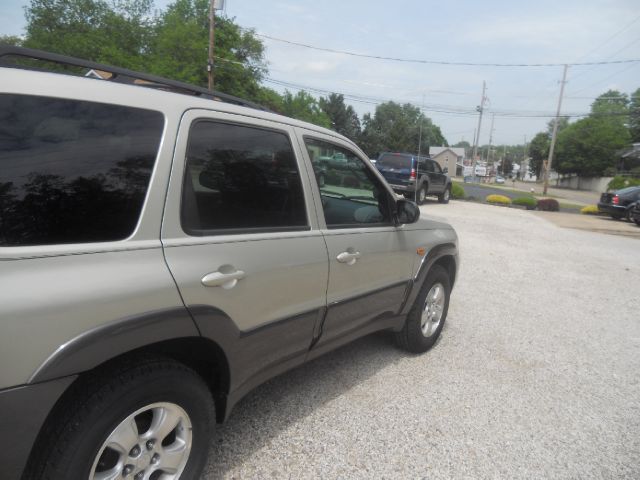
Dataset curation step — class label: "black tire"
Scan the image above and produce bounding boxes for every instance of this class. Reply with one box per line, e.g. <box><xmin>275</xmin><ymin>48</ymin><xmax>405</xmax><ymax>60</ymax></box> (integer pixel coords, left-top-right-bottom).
<box><xmin>25</xmin><ymin>357</ymin><xmax>214</xmax><ymax>480</ymax></box>
<box><xmin>395</xmin><ymin>265</ymin><xmax>450</xmax><ymax>353</ymax></box>
<box><xmin>438</xmin><ymin>186</ymin><xmax>451</xmax><ymax>204</ymax></box>
<box><xmin>626</xmin><ymin>208</ymin><xmax>633</xmax><ymax>222</ymax></box>
<box><xmin>416</xmin><ymin>185</ymin><xmax>428</xmax><ymax>205</ymax></box>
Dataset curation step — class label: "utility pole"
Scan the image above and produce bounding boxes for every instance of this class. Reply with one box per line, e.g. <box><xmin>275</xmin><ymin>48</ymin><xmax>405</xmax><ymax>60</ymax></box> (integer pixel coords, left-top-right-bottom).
<box><xmin>487</xmin><ymin>113</ymin><xmax>495</xmax><ymax>176</ymax></box>
<box><xmin>471</xmin><ymin>81</ymin><xmax>487</xmax><ymax>182</ymax></box>
<box><xmin>415</xmin><ymin>96</ymin><xmax>424</xmax><ymax>204</ymax></box>
<box><xmin>543</xmin><ymin>64</ymin><xmax>568</xmax><ymax>194</ymax></box>
<box><xmin>522</xmin><ymin>134</ymin><xmax>527</xmax><ymax>180</ymax></box>
<box><xmin>207</xmin><ymin>0</ymin><xmax>216</xmax><ymax>91</ymax></box>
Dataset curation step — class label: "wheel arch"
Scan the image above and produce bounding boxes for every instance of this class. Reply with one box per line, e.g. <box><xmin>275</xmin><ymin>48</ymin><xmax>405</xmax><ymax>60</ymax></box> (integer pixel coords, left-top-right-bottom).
<box><xmin>401</xmin><ymin>244</ymin><xmax>458</xmax><ymax>316</ymax></box>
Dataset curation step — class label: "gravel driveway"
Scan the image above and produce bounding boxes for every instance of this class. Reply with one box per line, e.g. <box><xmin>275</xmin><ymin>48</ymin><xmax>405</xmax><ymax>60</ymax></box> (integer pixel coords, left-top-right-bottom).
<box><xmin>205</xmin><ymin>200</ymin><xmax>640</xmax><ymax>479</ymax></box>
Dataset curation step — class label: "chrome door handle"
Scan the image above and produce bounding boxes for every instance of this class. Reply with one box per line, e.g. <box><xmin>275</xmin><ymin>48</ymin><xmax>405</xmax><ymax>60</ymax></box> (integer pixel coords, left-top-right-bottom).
<box><xmin>336</xmin><ymin>251</ymin><xmax>361</xmax><ymax>265</ymax></box>
<box><xmin>201</xmin><ymin>270</ymin><xmax>245</xmax><ymax>289</ymax></box>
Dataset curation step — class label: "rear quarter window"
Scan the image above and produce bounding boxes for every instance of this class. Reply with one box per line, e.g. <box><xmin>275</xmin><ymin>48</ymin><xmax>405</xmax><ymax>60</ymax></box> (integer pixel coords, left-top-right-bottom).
<box><xmin>0</xmin><ymin>94</ymin><xmax>164</xmax><ymax>247</ymax></box>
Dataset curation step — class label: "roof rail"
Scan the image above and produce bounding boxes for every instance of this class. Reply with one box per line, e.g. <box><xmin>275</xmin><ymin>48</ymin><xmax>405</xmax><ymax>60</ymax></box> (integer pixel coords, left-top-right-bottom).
<box><xmin>0</xmin><ymin>46</ymin><xmax>268</xmax><ymax>111</ymax></box>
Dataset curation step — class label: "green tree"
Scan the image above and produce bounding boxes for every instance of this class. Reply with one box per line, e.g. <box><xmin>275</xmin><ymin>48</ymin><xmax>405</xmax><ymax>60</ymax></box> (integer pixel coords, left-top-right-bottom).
<box><xmin>280</xmin><ymin>90</ymin><xmax>331</xmax><ymax>128</ymax></box>
<box><xmin>24</xmin><ymin>0</ymin><xmax>154</xmax><ymax>70</ymax></box>
<box><xmin>318</xmin><ymin>93</ymin><xmax>361</xmax><ymax>140</ymax></box>
<box><xmin>359</xmin><ymin>101</ymin><xmax>447</xmax><ymax>157</ymax></box>
<box><xmin>22</xmin><ymin>0</ymin><xmax>276</xmax><ymax>106</ymax></box>
<box><xmin>149</xmin><ymin>0</ymin><xmax>269</xmax><ymax>102</ymax></box>
<box><xmin>0</xmin><ymin>35</ymin><xmax>23</xmax><ymax>46</ymax></box>
<box><xmin>555</xmin><ymin>116</ymin><xmax>631</xmax><ymax>176</ymax></box>
<box><xmin>528</xmin><ymin>132</ymin><xmax>550</xmax><ymax>178</ymax></box>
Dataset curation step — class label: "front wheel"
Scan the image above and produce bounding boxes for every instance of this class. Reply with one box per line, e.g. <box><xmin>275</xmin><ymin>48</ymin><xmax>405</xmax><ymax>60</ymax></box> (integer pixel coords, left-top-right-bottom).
<box><xmin>25</xmin><ymin>357</ymin><xmax>215</xmax><ymax>480</ymax></box>
<box><xmin>395</xmin><ymin>265</ymin><xmax>451</xmax><ymax>353</ymax></box>
<box><xmin>438</xmin><ymin>186</ymin><xmax>451</xmax><ymax>204</ymax></box>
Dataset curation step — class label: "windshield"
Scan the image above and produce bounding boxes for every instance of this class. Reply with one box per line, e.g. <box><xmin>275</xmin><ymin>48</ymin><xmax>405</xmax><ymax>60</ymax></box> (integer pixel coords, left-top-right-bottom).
<box><xmin>377</xmin><ymin>154</ymin><xmax>413</xmax><ymax>169</ymax></box>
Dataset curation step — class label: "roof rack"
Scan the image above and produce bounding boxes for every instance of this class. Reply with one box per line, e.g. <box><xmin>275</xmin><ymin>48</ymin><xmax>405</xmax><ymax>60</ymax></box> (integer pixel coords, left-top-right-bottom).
<box><xmin>0</xmin><ymin>45</ymin><xmax>268</xmax><ymax>111</ymax></box>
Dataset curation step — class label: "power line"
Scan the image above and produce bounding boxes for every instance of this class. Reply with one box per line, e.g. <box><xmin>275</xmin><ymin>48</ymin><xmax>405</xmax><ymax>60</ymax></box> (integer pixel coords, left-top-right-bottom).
<box><xmin>263</xmin><ymin>77</ymin><xmax>631</xmax><ymax>119</ymax></box>
<box><xmin>255</xmin><ymin>32</ymin><xmax>640</xmax><ymax>67</ymax></box>
<box><xmin>572</xmin><ymin>13</ymin><xmax>640</xmax><ymax>63</ymax></box>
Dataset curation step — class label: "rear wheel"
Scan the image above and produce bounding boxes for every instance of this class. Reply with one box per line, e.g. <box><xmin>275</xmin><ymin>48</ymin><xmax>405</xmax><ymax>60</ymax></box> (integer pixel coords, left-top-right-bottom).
<box><xmin>417</xmin><ymin>185</ymin><xmax>428</xmax><ymax>205</ymax></box>
<box><xmin>25</xmin><ymin>357</ymin><xmax>214</xmax><ymax>480</ymax></box>
<box><xmin>438</xmin><ymin>186</ymin><xmax>451</xmax><ymax>204</ymax></box>
<box><xmin>395</xmin><ymin>265</ymin><xmax>450</xmax><ymax>353</ymax></box>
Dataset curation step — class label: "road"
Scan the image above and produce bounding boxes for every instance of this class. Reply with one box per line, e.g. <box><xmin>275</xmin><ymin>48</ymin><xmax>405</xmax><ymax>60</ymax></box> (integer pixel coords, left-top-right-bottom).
<box><xmin>456</xmin><ymin>178</ymin><xmax>600</xmax><ymax>206</ymax></box>
<box><xmin>205</xmin><ymin>200</ymin><xmax>640</xmax><ymax>479</ymax></box>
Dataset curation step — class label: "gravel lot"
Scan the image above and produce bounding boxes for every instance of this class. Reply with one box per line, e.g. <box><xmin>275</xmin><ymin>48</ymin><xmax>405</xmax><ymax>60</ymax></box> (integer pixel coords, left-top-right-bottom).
<box><xmin>205</xmin><ymin>200</ymin><xmax>640</xmax><ymax>479</ymax></box>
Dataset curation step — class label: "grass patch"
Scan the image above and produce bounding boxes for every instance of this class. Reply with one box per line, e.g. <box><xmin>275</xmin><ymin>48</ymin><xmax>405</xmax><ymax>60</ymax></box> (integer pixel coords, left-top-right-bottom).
<box><xmin>451</xmin><ymin>182</ymin><xmax>465</xmax><ymax>199</ymax></box>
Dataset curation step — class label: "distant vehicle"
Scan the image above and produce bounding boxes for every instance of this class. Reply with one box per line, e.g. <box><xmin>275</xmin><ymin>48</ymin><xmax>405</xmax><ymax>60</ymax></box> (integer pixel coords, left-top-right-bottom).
<box><xmin>629</xmin><ymin>202</ymin><xmax>640</xmax><ymax>226</ymax></box>
<box><xmin>375</xmin><ymin>152</ymin><xmax>452</xmax><ymax>204</ymax></box>
<box><xmin>597</xmin><ymin>186</ymin><xmax>640</xmax><ymax>220</ymax></box>
<box><xmin>369</xmin><ymin>158</ymin><xmax>377</xmax><ymax>164</ymax></box>
<box><xmin>495</xmin><ymin>175</ymin><xmax>505</xmax><ymax>184</ymax></box>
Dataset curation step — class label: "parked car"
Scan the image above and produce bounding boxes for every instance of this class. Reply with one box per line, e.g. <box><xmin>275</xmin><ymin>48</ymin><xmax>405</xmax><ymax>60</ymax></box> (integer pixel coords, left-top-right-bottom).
<box><xmin>597</xmin><ymin>186</ymin><xmax>640</xmax><ymax>220</ymax></box>
<box><xmin>629</xmin><ymin>201</ymin><xmax>640</xmax><ymax>226</ymax></box>
<box><xmin>375</xmin><ymin>152</ymin><xmax>453</xmax><ymax>205</ymax></box>
<box><xmin>495</xmin><ymin>175</ymin><xmax>505</xmax><ymax>184</ymax></box>
<box><xmin>0</xmin><ymin>47</ymin><xmax>459</xmax><ymax>480</ymax></box>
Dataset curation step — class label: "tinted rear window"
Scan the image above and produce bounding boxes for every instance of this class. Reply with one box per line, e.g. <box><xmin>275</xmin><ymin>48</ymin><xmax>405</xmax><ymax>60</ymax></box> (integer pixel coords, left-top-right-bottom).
<box><xmin>377</xmin><ymin>154</ymin><xmax>413</xmax><ymax>169</ymax></box>
<box><xmin>616</xmin><ymin>186</ymin><xmax>640</xmax><ymax>195</ymax></box>
<box><xmin>0</xmin><ymin>94</ymin><xmax>164</xmax><ymax>247</ymax></box>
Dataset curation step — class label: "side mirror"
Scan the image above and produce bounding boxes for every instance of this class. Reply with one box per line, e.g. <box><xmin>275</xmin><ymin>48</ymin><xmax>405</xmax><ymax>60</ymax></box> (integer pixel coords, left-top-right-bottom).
<box><xmin>396</xmin><ymin>198</ymin><xmax>420</xmax><ymax>224</ymax></box>
<box><xmin>443</xmin><ymin>167</ymin><xmax>448</xmax><ymax>174</ymax></box>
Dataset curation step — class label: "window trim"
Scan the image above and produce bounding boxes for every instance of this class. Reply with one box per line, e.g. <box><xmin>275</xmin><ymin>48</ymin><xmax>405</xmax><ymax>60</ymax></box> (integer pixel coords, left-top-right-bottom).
<box><xmin>302</xmin><ymin>135</ymin><xmax>395</xmax><ymax>230</ymax></box>
<box><xmin>180</xmin><ymin>119</ymin><xmax>310</xmax><ymax>237</ymax></box>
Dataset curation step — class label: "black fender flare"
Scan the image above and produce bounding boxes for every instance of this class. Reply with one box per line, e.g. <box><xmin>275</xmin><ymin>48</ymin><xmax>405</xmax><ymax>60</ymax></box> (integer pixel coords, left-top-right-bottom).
<box><xmin>28</xmin><ymin>307</ymin><xmax>201</xmax><ymax>384</ymax></box>
<box><xmin>400</xmin><ymin>243</ymin><xmax>458</xmax><ymax>316</ymax></box>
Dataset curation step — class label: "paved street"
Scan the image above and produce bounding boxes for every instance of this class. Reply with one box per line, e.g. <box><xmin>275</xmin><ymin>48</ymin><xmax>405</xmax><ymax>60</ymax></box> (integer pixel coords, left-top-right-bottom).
<box><xmin>205</xmin><ymin>201</ymin><xmax>640</xmax><ymax>479</ymax></box>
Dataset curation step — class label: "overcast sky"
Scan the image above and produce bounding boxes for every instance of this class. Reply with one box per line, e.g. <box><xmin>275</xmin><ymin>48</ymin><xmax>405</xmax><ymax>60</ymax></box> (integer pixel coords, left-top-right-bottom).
<box><xmin>2</xmin><ymin>0</ymin><xmax>639</xmax><ymax>145</ymax></box>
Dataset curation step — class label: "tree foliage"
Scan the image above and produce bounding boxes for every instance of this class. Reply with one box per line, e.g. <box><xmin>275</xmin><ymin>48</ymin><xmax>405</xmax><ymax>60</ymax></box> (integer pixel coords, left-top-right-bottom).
<box><xmin>280</xmin><ymin>90</ymin><xmax>331</xmax><ymax>128</ymax></box>
<box><xmin>359</xmin><ymin>102</ymin><xmax>447</xmax><ymax>157</ymax></box>
<box><xmin>528</xmin><ymin>132</ymin><xmax>550</xmax><ymax>178</ymax></box>
<box><xmin>318</xmin><ymin>93</ymin><xmax>361</xmax><ymax>141</ymax></box>
<box><xmin>554</xmin><ymin>116</ymin><xmax>630</xmax><ymax>176</ymax></box>
<box><xmin>629</xmin><ymin>88</ymin><xmax>640</xmax><ymax>143</ymax></box>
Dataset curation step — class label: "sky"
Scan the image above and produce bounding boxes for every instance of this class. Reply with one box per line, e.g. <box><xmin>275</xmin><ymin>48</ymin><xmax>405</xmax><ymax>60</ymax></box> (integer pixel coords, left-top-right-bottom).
<box><xmin>2</xmin><ymin>0</ymin><xmax>640</xmax><ymax>145</ymax></box>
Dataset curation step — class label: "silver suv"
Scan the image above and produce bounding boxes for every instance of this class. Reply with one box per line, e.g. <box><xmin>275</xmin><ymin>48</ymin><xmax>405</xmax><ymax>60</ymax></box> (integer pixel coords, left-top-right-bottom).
<box><xmin>0</xmin><ymin>47</ymin><xmax>459</xmax><ymax>480</ymax></box>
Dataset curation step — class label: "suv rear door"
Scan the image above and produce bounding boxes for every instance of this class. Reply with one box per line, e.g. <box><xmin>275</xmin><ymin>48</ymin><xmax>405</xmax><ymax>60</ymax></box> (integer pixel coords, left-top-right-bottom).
<box><xmin>298</xmin><ymin>131</ymin><xmax>414</xmax><ymax>356</ymax></box>
<box><xmin>426</xmin><ymin>160</ymin><xmax>446</xmax><ymax>193</ymax></box>
<box><xmin>161</xmin><ymin>110</ymin><xmax>329</xmax><ymax>396</ymax></box>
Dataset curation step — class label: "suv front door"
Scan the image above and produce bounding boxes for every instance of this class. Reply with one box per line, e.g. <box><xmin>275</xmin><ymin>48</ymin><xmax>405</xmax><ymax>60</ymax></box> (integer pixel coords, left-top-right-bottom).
<box><xmin>161</xmin><ymin>110</ymin><xmax>328</xmax><ymax>397</ymax></box>
<box><xmin>298</xmin><ymin>131</ymin><xmax>413</xmax><ymax>356</ymax></box>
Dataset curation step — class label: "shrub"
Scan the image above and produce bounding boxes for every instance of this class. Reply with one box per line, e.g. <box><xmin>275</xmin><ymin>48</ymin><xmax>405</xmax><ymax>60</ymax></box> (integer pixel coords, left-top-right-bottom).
<box><xmin>580</xmin><ymin>205</ymin><xmax>599</xmax><ymax>215</ymax></box>
<box><xmin>486</xmin><ymin>194</ymin><xmax>512</xmax><ymax>205</ymax></box>
<box><xmin>607</xmin><ymin>175</ymin><xmax>640</xmax><ymax>191</ymax></box>
<box><xmin>512</xmin><ymin>196</ymin><xmax>537</xmax><ymax>209</ymax></box>
<box><xmin>451</xmin><ymin>182</ymin><xmax>465</xmax><ymax>199</ymax></box>
<box><xmin>537</xmin><ymin>198</ymin><xmax>559</xmax><ymax>211</ymax></box>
